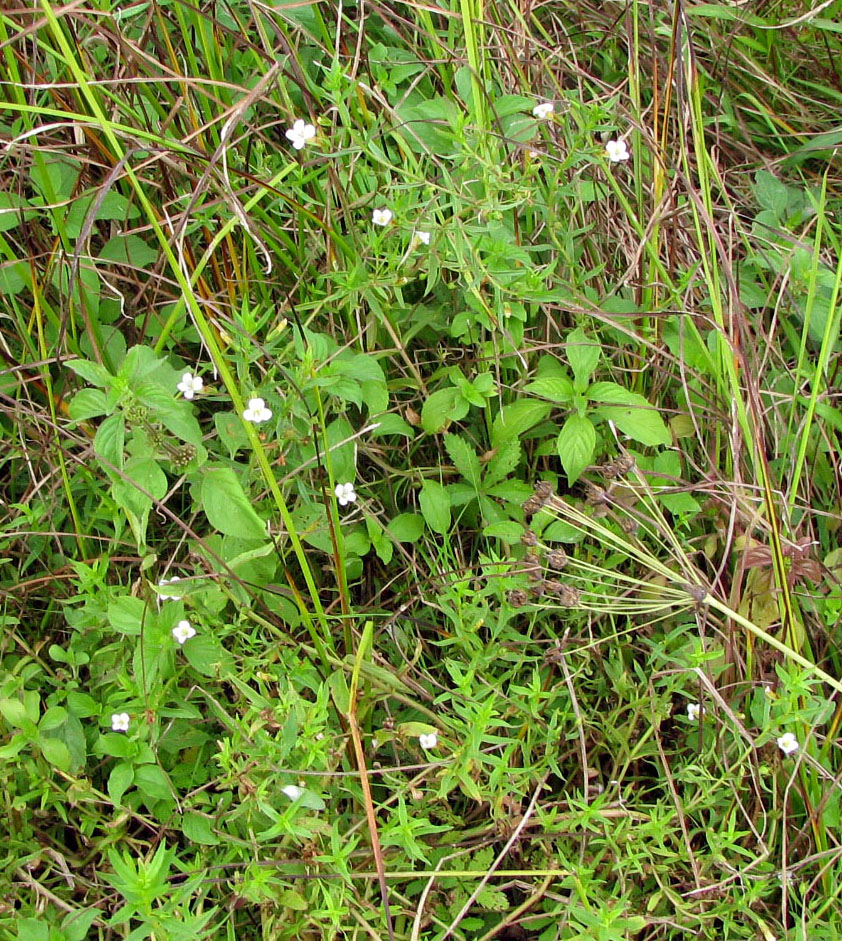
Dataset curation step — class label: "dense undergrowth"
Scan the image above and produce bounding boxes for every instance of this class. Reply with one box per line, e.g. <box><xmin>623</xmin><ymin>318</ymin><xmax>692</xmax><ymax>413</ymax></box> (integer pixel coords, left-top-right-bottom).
<box><xmin>2</xmin><ymin>0</ymin><xmax>842</xmax><ymax>938</ymax></box>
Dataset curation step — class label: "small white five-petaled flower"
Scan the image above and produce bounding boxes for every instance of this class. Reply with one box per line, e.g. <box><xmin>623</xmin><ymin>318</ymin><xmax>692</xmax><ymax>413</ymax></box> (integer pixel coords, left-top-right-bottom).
<box><xmin>158</xmin><ymin>576</ymin><xmax>181</xmax><ymax>601</ymax></box>
<box><xmin>334</xmin><ymin>482</ymin><xmax>357</xmax><ymax>506</ymax></box>
<box><xmin>777</xmin><ymin>732</ymin><xmax>799</xmax><ymax>756</ymax></box>
<box><xmin>285</xmin><ymin>119</ymin><xmax>316</xmax><ymax>150</ymax></box>
<box><xmin>242</xmin><ymin>397</ymin><xmax>273</xmax><ymax>424</ymax></box>
<box><xmin>111</xmin><ymin>713</ymin><xmax>130</xmax><ymax>732</ymax></box>
<box><xmin>687</xmin><ymin>702</ymin><xmax>700</xmax><ymax>722</ymax></box>
<box><xmin>414</xmin><ymin>230</ymin><xmax>431</xmax><ymax>246</ymax></box>
<box><xmin>172</xmin><ymin>620</ymin><xmax>196</xmax><ymax>645</ymax></box>
<box><xmin>605</xmin><ymin>139</ymin><xmax>630</xmax><ymax>163</ymax></box>
<box><xmin>532</xmin><ymin>102</ymin><xmax>554</xmax><ymax>119</ymax></box>
<box><xmin>419</xmin><ymin>732</ymin><xmax>438</xmax><ymax>750</ymax></box>
<box><xmin>372</xmin><ymin>208</ymin><xmax>393</xmax><ymax>227</ymax></box>
<box><xmin>282</xmin><ymin>784</ymin><xmax>304</xmax><ymax>800</ymax></box>
<box><xmin>177</xmin><ymin>372</ymin><xmax>203</xmax><ymax>400</ymax></box>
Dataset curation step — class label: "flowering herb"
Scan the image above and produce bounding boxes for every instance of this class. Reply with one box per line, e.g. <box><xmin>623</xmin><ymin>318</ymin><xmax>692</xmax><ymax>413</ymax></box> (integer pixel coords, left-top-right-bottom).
<box><xmin>111</xmin><ymin>713</ymin><xmax>130</xmax><ymax>732</ymax></box>
<box><xmin>285</xmin><ymin>119</ymin><xmax>316</xmax><ymax>150</ymax></box>
<box><xmin>172</xmin><ymin>620</ymin><xmax>197</xmax><ymax>645</ymax></box>
<box><xmin>777</xmin><ymin>732</ymin><xmax>799</xmax><ymax>756</ymax></box>
<box><xmin>334</xmin><ymin>482</ymin><xmax>357</xmax><ymax>506</ymax></box>
<box><xmin>605</xmin><ymin>139</ymin><xmax>630</xmax><ymax>163</ymax></box>
<box><xmin>242</xmin><ymin>397</ymin><xmax>273</xmax><ymax>424</ymax></box>
<box><xmin>177</xmin><ymin>372</ymin><xmax>203</xmax><ymax>399</ymax></box>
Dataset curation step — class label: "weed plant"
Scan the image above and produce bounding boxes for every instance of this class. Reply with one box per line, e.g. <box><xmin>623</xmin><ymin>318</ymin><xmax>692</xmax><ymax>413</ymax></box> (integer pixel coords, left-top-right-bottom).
<box><xmin>1</xmin><ymin>0</ymin><xmax>842</xmax><ymax>938</ymax></box>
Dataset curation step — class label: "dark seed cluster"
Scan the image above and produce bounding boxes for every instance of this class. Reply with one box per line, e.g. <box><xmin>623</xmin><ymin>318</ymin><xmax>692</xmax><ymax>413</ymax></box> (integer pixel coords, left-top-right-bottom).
<box><xmin>601</xmin><ymin>453</ymin><xmax>635</xmax><ymax>479</ymax></box>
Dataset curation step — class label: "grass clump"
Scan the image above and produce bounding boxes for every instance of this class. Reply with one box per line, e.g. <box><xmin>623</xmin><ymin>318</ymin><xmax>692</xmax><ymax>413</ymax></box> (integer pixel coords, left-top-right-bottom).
<box><xmin>2</xmin><ymin>0</ymin><xmax>842</xmax><ymax>938</ymax></box>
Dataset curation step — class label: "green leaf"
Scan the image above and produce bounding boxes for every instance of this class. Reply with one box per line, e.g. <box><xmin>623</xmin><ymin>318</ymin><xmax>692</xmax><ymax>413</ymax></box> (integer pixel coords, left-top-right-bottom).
<box><xmin>421</xmin><ymin>387</ymin><xmax>460</xmax><ymax>433</ymax></box>
<box><xmin>543</xmin><ymin>519</ymin><xmax>585</xmax><ymax>543</ymax></box>
<box><xmin>484</xmin><ymin>438</ymin><xmax>520</xmax><ymax>488</ymax></box>
<box><xmin>594</xmin><ymin>401</ymin><xmax>671</xmax><ymax>447</ymax></box>
<box><xmin>182</xmin><ymin>811</ymin><xmax>220</xmax><ymax>846</ymax></box>
<box><xmin>66</xmin><ymin>358</ymin><xmax>112</xmax><ymax>387</ymax></box>
<box><xmin>108</xmin><ymin>761</ymin><xmax>135</xmax><ymax>806</ymax></box>
<box><xmin>107</xmin><ymin>596</ymin><xmax>146</xmax><ymax>635</ymax></box>
<box><xmin>482</xmin><ymin>521</ymin><xmax>523</xmax><ymax>541</ymax></box>
<box><xmin>30</xmin><ymin>158</ymin><xmax>80</xmax><ymax>203</ymax></box>
<box><xmin>443</xmin><ymin>434</ymin><xmax>481</xmax><ymax>489</ymax></box>
<box><xmin>133</xmin><ymin>763</ymin><xmax>173</xmax><ymax>802</ymax></box>
<box><xmin>419</xmin><ymin>480</ymin><xmax>451</xmax><ymax>534</ymax></box>
<box><xmin>387</xmin><ymin>513</ymin><xmax>425</xmax><ymax>543</ymax></box>
<box><xmin>94</xmin><ymin>413</ymin><xmax>125</xmax><ymax>469</ymax></box>
<box><xmin>39</xmin><ymin>706</ymin><xmax>68</xmax><ymax>732</ymax></box>
<box><xmin>98</xmin><ymin>234</ymin><xmax>158</xmax><ymax>269</ymax></box>
<box><xmin>134</xmin><ymin>384</ymin><xmax>203</xmax><ymax>447</ymax></box>
<box><xmin>182</xmin><ymin>633</ymin><xmax>233</xmax><ymax>678</ymax></box>
<box><xmin>65</xmin><ymin>190</ymin><xmax>140</xmax><ymax>240</ymax></box>
<box><xmin>370</xmin><ymin>413</ymin><xmax>416</xmax><ymax>438</ymax></box>
<box><xmin>753</xmin><ymin>170</ymin><xmax>789</xmax><ymax>219</ymax></box>
<box><xmin>0</xmin><ymin>192</ymin><xmax>35</xmax><ymax>234</ymax></box>
<box><xmin>556</xmin><ymin>415</ymin><xmax>596</xmax><ymax>484</ymax></box>
<box><xmin>524</xmin><ymin>376</ymin><xmax>574</xmax><ymax>404</ymax></box>
<box><xmin>491</xmin><ymin>400</ymin><xmax>552</xmax><ymax>448</ymax></box>
<box><xmin>200</xmin><ymin>466</ymin><xmax>266</xmax><ymax>540</ymax></box>
<box><xmin>587</xmin><ymin>381</ymin><xmax>640</xmax><ymax>404</ymax></box>
<box><xmin>69</xmin><ymin>388</ymin><xmax>108</xmax><ymax>421</ymax></box>
<box><xmin>39</xmin><ymin>737</ymin><xmax>71</xmax><ymax>771</ymax></box>
<box><xmin>566</xmin><ymin>327</ymin><xmax>600</xmax><ymax>387</ymax></box>
<box><xmin>15</xmin><ymin>917</ymin><xmax>51</xmax><ymax>941</ymax></box>
<box><xmin>0</xmin><ymin>698</ymin><xmax>33</xmax><ymax>729</ymax></box>
<box><xmin>123</xmin><ymin>455</ymin><xmax>167</xmax><ymax>501</ymax></box>
<box><xmin>67</xmin><ymin>691</ymin><xmax>99</xmax><ymax>718</ymax></box>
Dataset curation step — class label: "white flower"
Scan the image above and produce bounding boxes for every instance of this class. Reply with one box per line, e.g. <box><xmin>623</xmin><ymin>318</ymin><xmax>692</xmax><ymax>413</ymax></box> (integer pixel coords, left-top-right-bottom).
<box><xmin>419</xmin><ymin>732</ymin><xmax>438</xmax><ymax>750</ymax></box>
<box><xmin>532</xmin><ymin>102</ymin><xmax>554</xmax><ymax>119</ymax></box>
<box><xmin>334</xmin><ymin>482</ymin><xmax>357</xmax><ymax>506</ymax></box>
<box><xmin>372</xmin><ymin>208</ymin><xmax>393</xmax><ymax>227</ymax></box>
<box><xmin>687</xmin><ymin>702</ymin><xmax>700</xmax><ymax>722</ymax></box>
<box><xmin>158</xmin><ymin>576</ymin><xmax>181</xmax><ymax>601</ymax></box>
<box><xmin>285</xmin><ymin>119</ymin><xmax>316</xmax><ymax>150</ymax></box>
<box><xmin>282</xmin><ymin>784</ymin><xmax>304</xmax><ymax>800</ymax></box>
<box><xmin>777</xmin><ymin>732</ymin><xmax>799</xmax><ymax>756</ymax></box>
<box><xmin>414</xmin><ymin>230</ymin><xmax>431</xmax><ymax>246</ymax></box>
<box><xmin>111</xmin><ymin>712</ymin><xmax>130</xmax><ymax>732</ymax></box>
<box><xmin>177</xmin><ymin>372</ymin><xmax>203</xmax><ymax>400</ymax></box>
<box><xmin>605</xmin><ymin>139</ymin><xmax>630</xmax><ymax>163</ymax></box>
<box><xmin>172</xmin><ymin>620</ymin><xmax>196</xmax><ymax>645</ymax></box>
<box><xmin>242</xmin><ymin>397</ymin><xmax>272</xmax><ymax>424</ymax></box>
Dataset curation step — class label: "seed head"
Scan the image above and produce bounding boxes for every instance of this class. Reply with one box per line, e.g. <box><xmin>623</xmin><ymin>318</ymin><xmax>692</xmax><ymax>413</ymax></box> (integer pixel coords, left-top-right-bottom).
<box><xmin>171</xmin><ymin>444</ymin><xmax>197</xmax><ymax>470</ymax></box>
<box><xmin>602</xmin><ymin>454</ymin><xmax>635</xmax><ymax>479</ymax></box>
<box><xmin>546</xmin><ymin>549</ymin><xmax>568</xmax><ymax>570</ymax></box>
<box><xmin>533</xmin><ymin>480</ymin><xmax>554</xmax><ymax>502</ymax></box>
<box><xmin>556</xmin><ymin>584</ymin><xmax>580</xmax><ymax>607</ymax></box>
<box><xmin>522</xmin><ymin>495</ymin><xmax>542</xmax><ymax>516</ymax></box>
<box><xmin>508</xmin><ymin>589</ymin><xmax>529</xmax><ymax>608</ymax></box>
<box><xmin>520</xmin><ymin>529</ymin><xmax>538</xmax><ymax>547</ymax></box>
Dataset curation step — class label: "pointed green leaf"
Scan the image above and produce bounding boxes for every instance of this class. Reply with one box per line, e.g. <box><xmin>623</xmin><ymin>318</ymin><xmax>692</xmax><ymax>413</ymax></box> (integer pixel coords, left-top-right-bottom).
<box><xmin>524</xmin><ymin>376</ymin><xmax>574</xmax><ymax>404</ymax></box>
<box><xmin>556</xmin><ymin>415</ymin><xmax>596</xmax><ymax>484</ymax></box>
<box><xmin>419</xmin><ymin>480</ymin><xmax>451</xmax><ymax>534</ymax></box>
<box><xmin>595</xmin><ymin>402</ymin><xmax>671</xmax><ymax>447</ymax></box>
<box><xmin>200</xmin><ymin>466</ymin><xmax>266</xmax><ymax>540</ymax></box>
<box><xmin>421</xmin><ymin>387</ymin><xmax>460</xmax><ymax>433</ymax></box>
<box><xmin>108</xmin><ymin>762</ymin><xmax>135</xmax><ymax>806</ymax></box>
<box><xmin>444</xmin><ymin>434</ymin><xmax>481</xmax><ymax>489</ymax></box>
<box><xmin>566</xmin><ymin>328</ymin><xmax>600</xmax><ymax>387</ymax></box>
<box><xmin>491</xmin><ymin>400</ymin><xmax>552</xmax><ymax>448</ymax></box>
<box><xmin>587</xmin><ymin>381</ymin><xmax>639</xmax><ymax>404</ymax></box>
<box><xmin>484</xmin><ymin>438</ymin><xmax>520</xmax><ymax>488</ymax></box>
